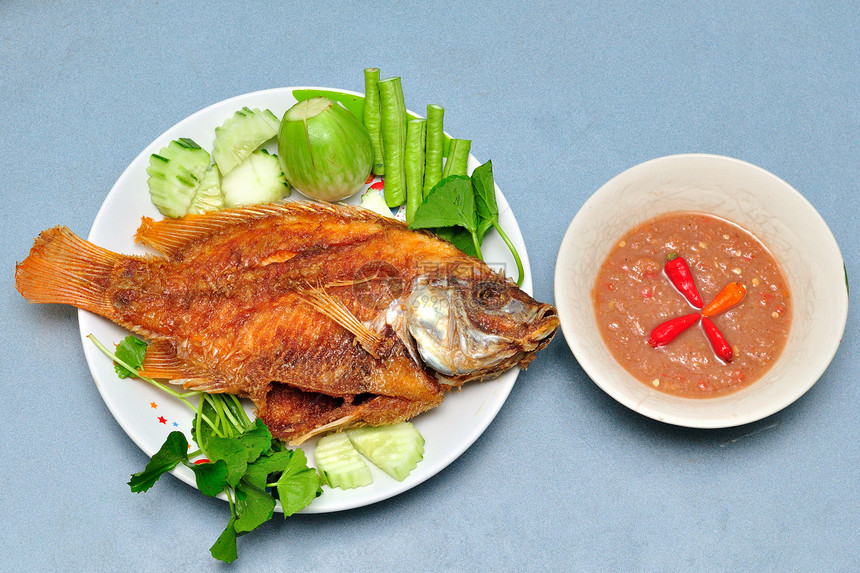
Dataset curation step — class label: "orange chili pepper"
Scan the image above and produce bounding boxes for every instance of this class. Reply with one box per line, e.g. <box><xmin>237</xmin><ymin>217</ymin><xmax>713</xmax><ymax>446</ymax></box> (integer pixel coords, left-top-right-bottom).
<box><xmin>702</xmin><ymin>282</ymin><xmax>746</xmax><ymax>317</ymax></box>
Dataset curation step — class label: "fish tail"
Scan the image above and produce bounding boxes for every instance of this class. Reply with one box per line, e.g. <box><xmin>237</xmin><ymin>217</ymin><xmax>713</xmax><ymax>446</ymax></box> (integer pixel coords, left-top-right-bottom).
<box><xmin>15</xmin><ymin>226</ymin><xmax>123</xmax><ymax>314</ymax></box>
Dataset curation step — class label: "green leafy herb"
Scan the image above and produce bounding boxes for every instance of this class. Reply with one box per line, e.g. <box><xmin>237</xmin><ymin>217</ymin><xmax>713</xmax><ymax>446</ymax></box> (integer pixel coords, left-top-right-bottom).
<box><xmin>409</xmin><ymin>175</ymin><xmax>481</xmax><ymax>256</ymax></box>
<box><xmin>470</xmin><ymin>160</ymin><xmax>524</xmax><ymax>285</ymax></box>
<box><xmin>210</xmin><ymin>513</ymin><xmax>238</xmax><ymax>563</ymax></box>
<box><xmin>89</xmin><ymin>334</ymin><xmax>321</xmax><ymax>563</ymax></box>
<box><xmin>128</xmin><ymin>431</ymin><xmax>192</xmax><ymax>493</ymax></box>
<box><xmin>409</xmin><ymin>161</ymin><xmax>525</xmax><ymax>285</ymax></box>
<box><xmin>113</xmin><ymin>335</ymin><xmax>147</xmax><ymax>378</ymax></box>
<box><xmin>128</xmin><ymin>430</ymin><xmax>229</xmax><ymax>497</ymax></box>
<box><xmin>270</xmin><ymin>449</ymin><xmax>323</xmax><ymax>516</ymax></box>
<box><xmin>189</xmin><ymin>459</ymin><xmax>229</xmax><ymax>497</ymax></box>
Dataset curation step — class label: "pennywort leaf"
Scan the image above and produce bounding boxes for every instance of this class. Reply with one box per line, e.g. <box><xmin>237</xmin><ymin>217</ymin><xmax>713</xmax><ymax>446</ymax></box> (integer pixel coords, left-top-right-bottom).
<box><xmin>237</xmin><ymin>418</ymin><xmax>274</xmax><ymax>464</ymax></box>
<box><xmin>113</xmin><ymin>335</ymin><xmax>147</xmax><ymax>378</ymax></box>
<box><xmin>128</xmin><ymin>431</ymin><xmax>189</xmax><ymax>492</ymax></box>
<box><xmin>273</xmin><ymin>449</ymin><xmax>321</xmax><ymax>516</ymax></box>
<box><xmin>471</xmin><ymin>159</ymin><xmax>498</xmax><ymax>241</ymax></box>
<box><xmin>189</xmin><ymin>459</ymin><xmax>229</xmax><ymax>497</ymax></box>
<box><xmin>210</xmin><ymin>511</ymin><xmax>238</xmax><ymax>563</ymax></box>
<box><xmin>409</xmin><ymin>175</ymin><xmax>476</xmax><ymax>232</ymax></box>
<box><xmin>207</xmin><ymin>436</ymin><xmax>249</xmax><ymax>488</ymax></box>
<box><xmin>233</xmin><ymin>482</ymin><xmax>275</xmax><ymax>534</ymax></box>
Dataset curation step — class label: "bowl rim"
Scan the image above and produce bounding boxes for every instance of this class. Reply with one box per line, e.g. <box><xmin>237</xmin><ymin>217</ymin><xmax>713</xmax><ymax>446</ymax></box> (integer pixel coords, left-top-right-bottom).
<box><xmin>554</xmin><ymin>153</ymin><xmax>849</xmax><ymax>428</ymax></box>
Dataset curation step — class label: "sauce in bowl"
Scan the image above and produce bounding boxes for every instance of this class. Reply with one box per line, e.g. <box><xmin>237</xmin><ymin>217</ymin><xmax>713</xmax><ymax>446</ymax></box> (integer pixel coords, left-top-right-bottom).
<box><xmin>592</xmin><ymin>212</ymin><xmax>791</xmax><ymax>398</ymax></box>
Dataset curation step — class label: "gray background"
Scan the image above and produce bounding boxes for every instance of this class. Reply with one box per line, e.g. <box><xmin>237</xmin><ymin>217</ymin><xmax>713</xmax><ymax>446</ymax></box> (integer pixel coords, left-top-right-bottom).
<box><xmin>2</xmin><ymin>1</ymin><xmax>857</xmax><ymax>571</ymax></box>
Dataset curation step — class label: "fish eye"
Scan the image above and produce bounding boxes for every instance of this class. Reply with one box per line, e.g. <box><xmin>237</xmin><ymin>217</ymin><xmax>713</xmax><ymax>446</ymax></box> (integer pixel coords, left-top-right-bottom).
<box><xmin>472</xmin><ymin>281</ymin><xmax>508</xmax><ymax>309</ymax></box>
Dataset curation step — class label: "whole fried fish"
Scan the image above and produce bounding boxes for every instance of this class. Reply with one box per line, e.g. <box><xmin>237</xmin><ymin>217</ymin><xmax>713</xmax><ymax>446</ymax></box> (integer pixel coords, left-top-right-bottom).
<box><xmin>16</xmin><ymin>202</ymin><xmax>558</xmax><ymax>443</ymax></box>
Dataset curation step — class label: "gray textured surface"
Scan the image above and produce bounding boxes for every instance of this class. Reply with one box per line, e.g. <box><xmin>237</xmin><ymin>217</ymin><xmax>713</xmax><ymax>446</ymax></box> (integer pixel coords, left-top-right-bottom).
<box><xmin>2</xmin><ymin>1</ymin><xmax>857</xmax><ymax>570</ymax></box>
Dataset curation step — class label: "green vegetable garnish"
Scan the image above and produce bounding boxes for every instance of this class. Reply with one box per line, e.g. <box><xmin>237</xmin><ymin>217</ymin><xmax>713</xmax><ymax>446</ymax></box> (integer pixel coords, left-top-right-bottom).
<box><xmin>113</xmin><ymin>335</ymin><xmax>147</xmax><ymax>378</ymax></box>
<box><xmin>90</xmin><ymin>334</ymin><xmax>321</xmax><ymax>563</ymax></box>
<box><xmin>409</xmin><ymin>160</ymin><xmax>524</xmax><ymax>286</ymax></box>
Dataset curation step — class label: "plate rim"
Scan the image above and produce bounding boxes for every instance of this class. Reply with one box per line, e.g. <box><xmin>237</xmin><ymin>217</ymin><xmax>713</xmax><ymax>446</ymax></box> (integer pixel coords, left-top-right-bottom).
<box><xmin>78</xmin><ymin>85</ymin><xmax>534</xmax><ymax>512</ymax></box>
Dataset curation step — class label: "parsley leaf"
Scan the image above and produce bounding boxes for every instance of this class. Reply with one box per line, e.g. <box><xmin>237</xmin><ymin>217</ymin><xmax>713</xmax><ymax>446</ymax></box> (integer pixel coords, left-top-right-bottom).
<box><xmin>93</xmin><ymin>332</ymin><xmax>321</xmax><ymax>563</ymax></box>
<box><xmin>113</xmin><ymin>335</ymin><xmax>147</xmax><ymax>378</ymax></box>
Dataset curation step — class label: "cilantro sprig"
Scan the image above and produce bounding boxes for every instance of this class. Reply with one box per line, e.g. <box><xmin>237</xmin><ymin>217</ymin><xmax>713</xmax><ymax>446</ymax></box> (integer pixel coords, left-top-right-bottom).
<box><xmin>89</xmin><ymin>334</ymin><xmax>321</xmax><ymax>563</ymax></box>
<box><xmin>409</xmin><ymin>160</ymin><xmax>524</xmax><ymax>286</ymax></box>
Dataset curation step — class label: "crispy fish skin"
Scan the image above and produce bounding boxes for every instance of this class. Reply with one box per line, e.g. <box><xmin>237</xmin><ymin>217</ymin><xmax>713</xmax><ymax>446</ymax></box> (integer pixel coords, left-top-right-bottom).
<box><xmin>16</xmin><ymin>202</ymin><xmax>558</xmax><ymax>444</ymax></box>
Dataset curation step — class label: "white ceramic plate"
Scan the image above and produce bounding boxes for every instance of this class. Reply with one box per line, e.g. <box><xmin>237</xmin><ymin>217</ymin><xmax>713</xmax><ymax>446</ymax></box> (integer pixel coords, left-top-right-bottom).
<box><xmin>79</xmin><ymin>87</ymin><xmax>532</xmax><ymax>512</ymax></box>
<box><xmin>555</xmin><ymin>154</ymin><xmax>848</xmax><ymax>428</ymax></box>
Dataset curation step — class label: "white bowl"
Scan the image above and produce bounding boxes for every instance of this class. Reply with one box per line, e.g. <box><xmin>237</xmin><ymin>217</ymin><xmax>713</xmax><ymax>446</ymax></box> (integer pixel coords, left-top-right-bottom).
<box><xmin>554</xmin><ymin>154</ymin><xmax>848</xmax><ymax>428</ymax></box>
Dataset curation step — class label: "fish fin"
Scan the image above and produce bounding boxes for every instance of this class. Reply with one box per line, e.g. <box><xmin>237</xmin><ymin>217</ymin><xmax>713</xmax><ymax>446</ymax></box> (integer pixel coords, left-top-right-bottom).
<box><xmin>15</xmin><ymin>226</ymin><xmax>124</xmax><ymax>315</ymax></box>
<box><xmin>138</xmin><ymin>340</ymin><xmax>230</xmax><ymax>392</ymax></box>
<box><xmin>139</xmin><ymin>340</ymin><xmax>208</xmax><ymax>379</ymax></box>
<box><xmin>135</xmin><ymin>212</ymin><xmax>217</xmax><ymax>258</ymax></box>
<box><xmin>134</xmin><ymin>204</ymin><xmax>305</xmax><ymax>257</ymax></box>
<box><xmin>296</xmin><ymin>284</ymin><xmax>386</xmax><ymax>359</ymax></box>
<box><xmin>290</xmin><ymin>414</ymin><xmax>358</xmax><ymax>444</ymax></box>
<box><xmin>179</xmin><ymin>378</ymin><xmax>229</xmax><ymax>393</ymax></box>
<box><xmin>134</xmin><ymin>201</ymin><xmax>403</xmax><ymax>258</ymax></box>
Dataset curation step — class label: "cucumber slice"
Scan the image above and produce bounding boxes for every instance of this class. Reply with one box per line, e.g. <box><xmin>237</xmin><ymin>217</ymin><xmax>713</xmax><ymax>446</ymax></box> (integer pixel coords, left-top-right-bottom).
<box><xmin>187</xmin><ymin>164</ymin><xmax>224</xmax><ymax>214</ymax></box>
<box><xmin>146</xmin><ymin>138</ymin><xmax>211</xmax><ymax>218</ymax></box>
<box><xmin>347</xmin><ymin>422</ymin><xmax>424</xmax><ymax>481</ymax></box>
<box><xmin>212</xmin><ymin>107</ymin><xmax>280</xmax><ymax>176</ymax></box>
<box><xmin>220</xmin><ymin>149</ymin><xmax>290</xmax><ymax>208</ymax></box>
<box><xmin>359</xmin><ymin>188</ymin><xmax>393</xmax><ymax>218</ymax></box>
<box><xmin>314</xmin><ymin>432</ymin><xmax>372</xmax><ymax>490</ymax></box>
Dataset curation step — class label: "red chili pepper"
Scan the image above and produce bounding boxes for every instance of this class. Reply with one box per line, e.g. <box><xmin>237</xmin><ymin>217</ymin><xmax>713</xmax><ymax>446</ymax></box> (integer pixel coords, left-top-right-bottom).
<box><xmin>701</xmin><ymin>316</ymin><xmax>733</xmax><ymax>362</ymax></box>
<box><xmin>664</xmin><ymin>253</ymin><xmax>704</xmax><ymax>308</ymax></box>
<box><xmin>648</xmin><ymin>312</ymin><xmax>701</xmax><ymax>347</ymax></box>
<box><xmin>193</xmin><ymin>458</ymin><xmax>211</xmax><ymax>465</ymax></box>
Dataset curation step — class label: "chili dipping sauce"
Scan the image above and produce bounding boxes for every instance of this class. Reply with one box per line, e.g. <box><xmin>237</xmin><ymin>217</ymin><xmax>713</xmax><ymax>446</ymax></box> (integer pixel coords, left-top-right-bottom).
<box><xmin>592</xmin><ymin>212</ymin><xmax>791</xmax><ymax>398</ymax></box>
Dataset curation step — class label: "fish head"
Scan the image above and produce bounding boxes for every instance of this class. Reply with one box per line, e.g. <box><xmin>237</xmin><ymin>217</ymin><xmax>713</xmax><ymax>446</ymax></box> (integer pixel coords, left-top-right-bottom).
<box><xmin>405</xmin><ymin>263</ymin><xmax>558</xmax><ymax>383</ymax></box>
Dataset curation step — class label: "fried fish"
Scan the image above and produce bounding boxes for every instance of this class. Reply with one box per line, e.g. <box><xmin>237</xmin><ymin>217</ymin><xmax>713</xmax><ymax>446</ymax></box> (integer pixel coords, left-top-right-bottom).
<box><xmin>16</xmin><ymin>202</ymin><xmax>558</xmax><ymax>443</ymax></box>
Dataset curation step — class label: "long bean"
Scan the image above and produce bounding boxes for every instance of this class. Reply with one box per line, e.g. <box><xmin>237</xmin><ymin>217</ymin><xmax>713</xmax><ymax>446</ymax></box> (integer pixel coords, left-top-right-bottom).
<box><xmin>422</xmin><ymin>104</ymin><xmax>445</xmax><ymax>196</ymax></box>
<box><xmin>363</xmin><ymin>68</ymin><xmax>384</xmax><ymax>176</ymax></box>
<box><xmin>442</xmin><ymin>138</ymin><xmax>471</xmax><ymax>178</ymax></box>
<box><xmin>378</xmin><ymin>77</ymin><xmax>407</xmax><ymax>207</ymax></box>
<box><xmin>404</xmin><ymin>118</ymin><xmax>426</xmax><ymax>223</ymax></box>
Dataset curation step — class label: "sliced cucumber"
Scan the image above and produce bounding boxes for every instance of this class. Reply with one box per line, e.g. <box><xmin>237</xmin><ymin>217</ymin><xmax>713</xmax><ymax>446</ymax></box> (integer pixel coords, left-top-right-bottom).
<box><xmin>146</xmin><ymin>138</ymin><xmax>211</xmax><ymax>218</ymax></box>
<box><xmin>212</xmin><ymin>107</ymin><xmax>280</xmax><ymax>176</ymax></box>
<box><xmin>187</xmin><ymin>164</ymin><xmax>224</xmax><ymax>214</ymax></box>
<box><xmin>347</xmin><ymin>422</ymin><xmax>424</xmax><ymax>481</ymax></box>
<box><xmin>220</xmin><ymin>149</ymin><xmax>290</xmax><ymax>208</ymax></box>
<box><xmin>359</xmin><ymin>188</ymin><xmax>393</xmax><ymax>217</ymax></box>
<box><xmin>314</xmin><ymin>432</ymin><xmax>372</xmax><ymax>490</ymax></box>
